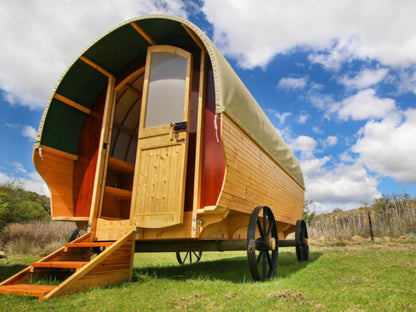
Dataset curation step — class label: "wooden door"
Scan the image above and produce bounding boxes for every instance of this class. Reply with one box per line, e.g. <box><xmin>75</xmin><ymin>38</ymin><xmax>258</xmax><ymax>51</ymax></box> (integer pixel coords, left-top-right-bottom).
<box><xmin>131</xmin><ymin>46</ymin><xmax>192</xmax><ymax>228</ymax></box>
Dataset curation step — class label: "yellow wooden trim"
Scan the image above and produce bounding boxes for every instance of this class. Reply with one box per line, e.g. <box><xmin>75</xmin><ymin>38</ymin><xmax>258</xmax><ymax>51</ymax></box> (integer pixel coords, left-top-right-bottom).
<box><xmin>115</xmin><ymin>66</ymin><xmax>145</xmax><ymax>91</ymax></box>
<box><xmin>182</xmin><ymin>24</ymin><xmax>206</xmax><ymax>52</ymax></box>
<box><xmin>88</xmin><ymin>76</ymin><xmax>116</xmax><ymax>237</ymax></box>
<box><xmin>51</xmin><ymin>217</ymin><xmax>89</xmax><ymax>222</ymax></box>
<box><xmin>37</xmin><ymin>145</ymin><xmax>78</xmax><ymax>161</ymax></box>
<box><xmin>192</xmin><ymin>51</ymin><xmax>206</xmax><ymax>238</ymax></box>
<box><xmin>53</xmin><ymin>93</ymin><xmax>91</xmax><ymax>115</ymax></box>
<box><xmin>130</xmin><ymin>22</ymin><xmax>157</xmax><ymax>45</ymax></box>
<box><xmin>80</xmin><ymin>55</ymin><xmax>113</xmax><ymax>78</ymax></box>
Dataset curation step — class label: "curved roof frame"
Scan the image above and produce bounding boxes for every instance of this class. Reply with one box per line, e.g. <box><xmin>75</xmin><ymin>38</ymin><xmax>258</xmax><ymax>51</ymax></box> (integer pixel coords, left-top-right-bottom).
<box><xmin>35</xmin><ymin>14</ymin><xmax>304</xmax><ymax>187</ymax></box>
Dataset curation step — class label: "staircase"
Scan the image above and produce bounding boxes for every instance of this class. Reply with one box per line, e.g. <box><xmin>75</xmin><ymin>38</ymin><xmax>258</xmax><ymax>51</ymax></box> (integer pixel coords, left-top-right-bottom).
<box><xmin>0</xmin><ymin>231</ymin><xmax>135</xmax><ymax>301</ymax></box>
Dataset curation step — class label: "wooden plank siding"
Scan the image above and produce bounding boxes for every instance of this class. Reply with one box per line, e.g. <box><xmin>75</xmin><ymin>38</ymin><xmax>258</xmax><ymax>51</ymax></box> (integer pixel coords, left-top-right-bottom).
<box><xmin>216</xmin><ymin>114</ymin><xmax>304</xmax><ymax>231</ymax></box>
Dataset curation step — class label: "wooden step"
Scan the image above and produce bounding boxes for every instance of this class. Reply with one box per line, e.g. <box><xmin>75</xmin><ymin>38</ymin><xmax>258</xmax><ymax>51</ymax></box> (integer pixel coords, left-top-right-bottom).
<box><xmin>0</xmin><ymin>284</ymin><xmax>55</xmax><ymax>297</ymax></box>
<box><xmin>65</xmin><ymin>242</ymin><xmax>113</xmax><ymax>248</ymax></box>
<box><xmin>31</xmin><ymin>261</ymin><xmax>88</xmax><ymax>270</ymax></box>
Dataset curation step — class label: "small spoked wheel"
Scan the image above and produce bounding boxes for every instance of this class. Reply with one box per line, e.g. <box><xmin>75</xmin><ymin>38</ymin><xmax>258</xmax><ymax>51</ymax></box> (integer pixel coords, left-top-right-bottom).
<box><xmin>176</xmin><ymin>251</ymin><xmax>203</xmax><ymax>265</ymax></box>
<box><xmin>295</xmin><ymin>220</ymin><xmax>309</xmax><ymax>261</ymax></box>
<box><xmin>247</xmin><ymin>206</ymin><xmax>278</xmax><ymax>281</ymax></box>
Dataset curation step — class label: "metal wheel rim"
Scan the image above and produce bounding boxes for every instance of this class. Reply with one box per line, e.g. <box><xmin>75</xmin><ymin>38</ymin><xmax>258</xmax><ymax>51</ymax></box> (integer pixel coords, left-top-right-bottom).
<box><xmin>247</xmin><ymin>206</ymin><xmax>278</xmax><ymax>281</ymax></box>
<box><xmin>296</xmin><ymin>220</ymin><xmax>309</xmax><ymax>261</ymax></box>
<box><xmin>176</xmin><ymin>251</ymin><xmax>203</xmax><ymax>265</ymax></box>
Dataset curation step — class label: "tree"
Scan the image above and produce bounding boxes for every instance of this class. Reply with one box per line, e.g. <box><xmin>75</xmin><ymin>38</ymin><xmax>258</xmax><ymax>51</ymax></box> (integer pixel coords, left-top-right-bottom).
<box><xmin>303</xmin><ymin>199</ymin><xmax>315</xmax><ymax>225</ymax></box>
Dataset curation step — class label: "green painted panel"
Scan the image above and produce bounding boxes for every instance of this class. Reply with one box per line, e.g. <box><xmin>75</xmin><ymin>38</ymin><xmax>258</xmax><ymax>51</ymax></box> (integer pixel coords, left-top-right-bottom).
<box><xmin>40</xmin><ymin>99</ymin><xmax>86</xmax><ymax>154</ymax></box>
<box><xmin>138</xmin><ymin>19</ymin><xmax>200</xmax><ymax>53</ymax></box>
<box><xmin>56</xmin><ymin>59</ymin><xmax>107</xmax><ymax>109</ymax></box>
<box><xmin>83</xmin><ymin>24</ymin><xmax>149</xmax><ymax>75</ymax></box>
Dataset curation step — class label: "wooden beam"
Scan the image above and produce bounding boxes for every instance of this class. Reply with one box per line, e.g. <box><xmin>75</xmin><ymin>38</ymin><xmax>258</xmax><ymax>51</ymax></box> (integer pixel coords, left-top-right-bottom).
<box><xmin>38</xmin><ymin>145</ymin><xmax>78</xmax><ymax>161</ymax></box>
<box><xmin>192</xmin><ymin>51</ymin><xmax>206</xmax><ymax>238</ymax></box>
<box><xmin>182</xmin><ymin>24</ymin><xmax>206</xmax><ymax>52</ymax></box>
<box><xmin>130</xmin><ymin>22</ymin><xmax>157</xmax><ymax>45</ymax></box>
<box><xmin>53</xmin><ymin>93</ymin><xmax>91</xmax><ymax>115</ymax></box>
<box><xmin>115</xmin><ymin>66</ymin><xmax>145</xmax><ymax>91</ymax></box>
<box><xmin>80</xmin><ymin>56</ymin><xmax>113</xmax><ymax>78</ymax></box>
<box><xmin>125</xmin><ymin>84</ymin><xmax>142</xmax><ymax>97</ymax></box>
<box><xmin>88</xmin><ymin>76</ymin><xmax>116</xmax><ymax>238</ymax></box>
<box><xmin>113</xmin><ymin>122</ymin><xmax>137</xmax><ymax>138</ymax></box>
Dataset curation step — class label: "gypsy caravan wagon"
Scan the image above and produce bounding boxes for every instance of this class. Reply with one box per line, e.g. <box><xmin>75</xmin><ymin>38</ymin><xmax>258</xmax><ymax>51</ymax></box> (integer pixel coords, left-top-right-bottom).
<box><xmin>0</xmin><ymin>15</ymin><xmax>308</xmax><ymax>300</ymax></box>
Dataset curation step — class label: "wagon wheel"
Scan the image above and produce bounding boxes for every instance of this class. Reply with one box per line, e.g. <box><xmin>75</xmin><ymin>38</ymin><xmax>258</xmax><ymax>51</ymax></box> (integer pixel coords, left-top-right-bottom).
<box><xmin>68</xmin><ymin>228</ymin><xmax>81</xmax><ymax>242</ymax></box>
<box><xmin>295</xmin><ymin>220</ymin><xmax>309</xmax><ymax>261</ymax></box>
<box><xmin>247</xmin><ymin>206</ymin><xmax>278</xmax><ymax>281</ymax></box>
<box><xmin>69</xmin><ymin>227</ymin><xmax>102</xmax><ymax>256</ymax></box>
<box><xmin>176</xmin><ymin>251</ymin><xmax>203</xmax><ymax>265</ymax></box>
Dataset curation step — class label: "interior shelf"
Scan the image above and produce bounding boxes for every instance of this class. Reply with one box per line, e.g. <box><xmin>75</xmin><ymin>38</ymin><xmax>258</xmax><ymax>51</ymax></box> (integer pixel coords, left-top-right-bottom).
<box><xmin>104</xmin><ymin>186</ymin><xmax>132</xmax><ymax>199</ymax></box>
<box><xmin>108</xmin><ymin>157</ymin><xmax>134</xmax><ymax>173</ymax></box>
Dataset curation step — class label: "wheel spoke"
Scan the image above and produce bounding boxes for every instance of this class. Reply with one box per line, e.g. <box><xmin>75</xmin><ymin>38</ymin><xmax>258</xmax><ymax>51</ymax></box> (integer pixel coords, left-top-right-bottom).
<box><xmin>256</xmin><ymin>250</ymin><xmax>264</xmax><ymax>266</ymax></box>
<box><xmin>256</xmin><ymin>219</ymin><xmax>265</xmax><ymax>238</ymax></box>
<box><xmin>265</xmin><ymin>220</ymin><xmax>274</xmax><ymax>238</ymax></box>
<box><xmin>262</xmin><ymin>250</ymin><xmax>267</xmax><ymax>280</ymax></box>
<box><xmin>183</xmin><ymin>252</ymin><xmax>189</xmax><ymax>263</ymax></box>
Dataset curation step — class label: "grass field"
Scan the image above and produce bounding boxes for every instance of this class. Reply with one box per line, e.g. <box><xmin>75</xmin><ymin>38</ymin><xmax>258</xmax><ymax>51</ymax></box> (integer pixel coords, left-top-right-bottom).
<box><xmin>0</xmin><ymin>239</ymin><xmax>415</xmax><ymax>311</ymax></box>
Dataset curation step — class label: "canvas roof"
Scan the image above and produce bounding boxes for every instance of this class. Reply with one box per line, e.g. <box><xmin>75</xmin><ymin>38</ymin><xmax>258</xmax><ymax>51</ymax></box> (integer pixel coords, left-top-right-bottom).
<box><xmin>35</xmin><ymin>15</ymin><xmax>304</xmax><ymax>187</ymax></box>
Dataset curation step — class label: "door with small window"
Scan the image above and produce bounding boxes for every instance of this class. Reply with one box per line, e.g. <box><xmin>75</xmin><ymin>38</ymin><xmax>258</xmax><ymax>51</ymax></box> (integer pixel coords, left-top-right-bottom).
<box><xmin>131</xmin><ymin>45</ymin><xmax>192</xmax><ymax>228</ymax></box>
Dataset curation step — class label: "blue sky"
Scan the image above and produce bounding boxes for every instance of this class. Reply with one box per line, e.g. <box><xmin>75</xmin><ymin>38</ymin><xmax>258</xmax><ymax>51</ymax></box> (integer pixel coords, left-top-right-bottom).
<box><xmin>1</xmin><ymin>0</ymin><xmax>416</xmax><ymax>214</ymax></box>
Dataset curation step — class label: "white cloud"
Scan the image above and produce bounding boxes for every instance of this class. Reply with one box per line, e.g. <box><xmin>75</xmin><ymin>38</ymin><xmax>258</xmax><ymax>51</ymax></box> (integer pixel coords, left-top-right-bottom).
<box><xmin>312</xmin><ymin>126</ymin><xmax>323</xmax><ymax>134</ymax></box>
<box><xmin>339</xmin><ymin>68</ymin><xmax>389</xmax><ymax>89</ymax></box>
<box><xmin>289</xmin><ymin>135</ymin><xmax>317</xmax><ymax>158</ymax></box>
<box><xmin>203</xmin><ymin>0</ymin><xmax>416</xmax><ymax>69</ymax></box>
<box><xmin>325</xmin><ymin>136</ymin><xmax>337</xmax><ymax>146</ymax></box>
<box><xmin>11</xmin><ymin>162</ymin><xmax>27</xmax><ymax>174</ymax></box>
<box><xmin>22</xmin><ymin>125</ymin><xmax>37</xmax><ymax>141</ymax></box>
<box><xmin>352</xmin><ymin>109</ymin><xmax>416</xmax><ymax>183</ymax></box>
<box><xmin>297</xmin><ymin>114</ymin><xmax>309</xmax><ymax>124</ymax></box>
<box><xmin>304</xmin><ymin>161</ymin><xmax>381</xmax><ymax>214</ymax></box>
<box><xmin>0</xmin><ymin>0</ymin><xmax>188</xmax><ymax>110</ymax></box>
<box><xmin>268</xmin><ymin>109</ymin><xmax>291</xmax><ymax>124</ymax></box>
<box><xmin>5</xmin><ymin>123</ymin><xmax>38</xmax><ymax>141</ymax></box>
<box><xmin>330</xmin><ymin>89</ymin><xmax>396</xmax><ymax>121</ymax></box>
<box><xmin>339</xmin><ymin>152</ymin><xmax>354</xmax><ymax>163</ymax></box>
<box><xmin>277</xmin><ymin>77</ymin><xmax>308</xmax><ymax>90</ymax></box>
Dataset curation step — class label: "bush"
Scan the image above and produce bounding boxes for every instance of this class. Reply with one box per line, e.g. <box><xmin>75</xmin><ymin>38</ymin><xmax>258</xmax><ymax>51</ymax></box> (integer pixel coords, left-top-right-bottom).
<box><xmin>0</xmin><ymin>181</ymin><xmax>50</xmax><ymax>230</ymax></box>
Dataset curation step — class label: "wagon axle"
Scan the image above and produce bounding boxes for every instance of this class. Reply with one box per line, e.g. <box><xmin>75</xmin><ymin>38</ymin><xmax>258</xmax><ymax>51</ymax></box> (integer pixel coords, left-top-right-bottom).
<box><xmin>135</xmin><ymin>206</ymin><xmax>309</xmax><ymax>281</ymax></box>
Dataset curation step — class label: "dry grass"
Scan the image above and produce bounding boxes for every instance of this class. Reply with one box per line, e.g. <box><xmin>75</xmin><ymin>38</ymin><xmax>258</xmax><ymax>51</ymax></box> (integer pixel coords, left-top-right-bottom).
<box><xmin>0</xmin><ymin>220</ymin><xmax>75</xmax><ymax>255</ymax></box>
<box><xmin>309</xmin><ymin>193</ymin><xmax>416</xmax><ymax>240</ymax></box>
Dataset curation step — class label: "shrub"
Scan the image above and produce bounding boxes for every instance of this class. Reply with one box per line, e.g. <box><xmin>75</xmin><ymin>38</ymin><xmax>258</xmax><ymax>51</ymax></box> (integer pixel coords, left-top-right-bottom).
<box><xmin>0</xmin><ymin>220</ymin><xmax>75</xmax><ymax>254</ymax></box>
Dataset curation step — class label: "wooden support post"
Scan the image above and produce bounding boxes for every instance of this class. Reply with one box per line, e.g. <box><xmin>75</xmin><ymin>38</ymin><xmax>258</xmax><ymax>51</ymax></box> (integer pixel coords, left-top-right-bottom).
<box><xmin>368</xmin><ymin>211</ymin><xmax>374</xmax><ymax>241</ymax></box>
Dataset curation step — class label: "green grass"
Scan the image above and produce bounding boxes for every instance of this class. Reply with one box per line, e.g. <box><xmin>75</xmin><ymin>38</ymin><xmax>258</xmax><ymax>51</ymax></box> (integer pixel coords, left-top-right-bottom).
<box><xmin>0</xmin><ymin>240</ymin><xmax>415</xmax><ymax>311</ymax></box>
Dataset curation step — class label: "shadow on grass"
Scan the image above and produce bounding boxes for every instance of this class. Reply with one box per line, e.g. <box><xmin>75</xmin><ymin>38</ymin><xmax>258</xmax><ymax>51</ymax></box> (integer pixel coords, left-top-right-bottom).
<box><xmin>133</xmin><ymin>251</ymin><xmax>322</xmax><ymax>284</ymax></box>
<box><xmin>0</xmin><ymin>264</ymin><xmax>27</xmax><ymax>281</ymax></box>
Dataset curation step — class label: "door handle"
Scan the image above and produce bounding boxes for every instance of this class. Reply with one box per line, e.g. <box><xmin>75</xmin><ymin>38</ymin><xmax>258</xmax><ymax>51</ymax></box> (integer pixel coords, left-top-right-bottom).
<box><xmin>169</xmin><ymin>122</ymin><xmax>187</xmax><ymax>141</ymax></box>
<box><xmin>171</xmin><ymin>121</ymin><xmax>187</xmax><ymax>131</ymax></box>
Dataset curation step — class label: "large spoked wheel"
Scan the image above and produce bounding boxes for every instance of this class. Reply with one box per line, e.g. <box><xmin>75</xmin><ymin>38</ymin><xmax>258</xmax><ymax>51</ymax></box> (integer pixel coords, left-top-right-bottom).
<box><xmin>295</xmin><ymin>220</ymin><xmax>309</xmax><ymax>261</ymax></box>
<box><xmin>247</xmin><ymin>206</ymin><xmax>278</xmax><ymax>281</ymax></box>
<box><xmin>176</xmin><ymin>251</ymin><xmax>203</xmax><ymax>265</ymax></box>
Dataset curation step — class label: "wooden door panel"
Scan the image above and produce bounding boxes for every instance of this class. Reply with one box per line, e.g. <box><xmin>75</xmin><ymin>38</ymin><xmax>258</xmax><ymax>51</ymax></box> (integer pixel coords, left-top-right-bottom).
<box><xmin>132</xmin><ymin>132</ymin><xmax>187</xmax><ymax>228</ymax></box>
